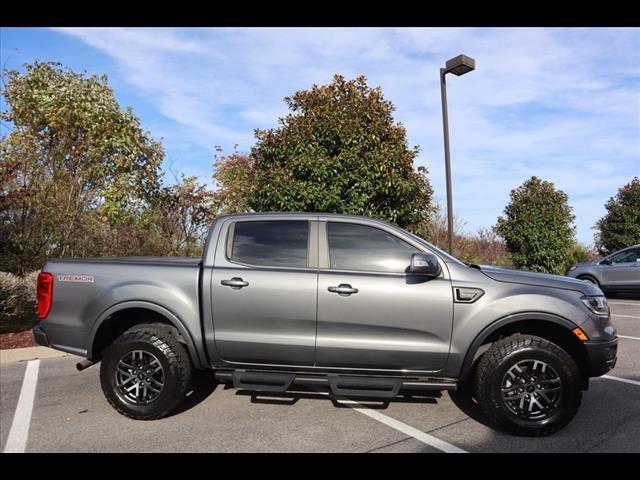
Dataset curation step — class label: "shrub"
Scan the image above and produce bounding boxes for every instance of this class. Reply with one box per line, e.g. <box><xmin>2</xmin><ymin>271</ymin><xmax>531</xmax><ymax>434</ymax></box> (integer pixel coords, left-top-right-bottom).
<box><xmin>426</xmin><ymin>205</ymin><xmax>512</xmax><ymax>267</ymax></box>
<box><xmin>0</xmin><ymin>271</ymin><xmax>38</xmax><ymax>333</ymax></box>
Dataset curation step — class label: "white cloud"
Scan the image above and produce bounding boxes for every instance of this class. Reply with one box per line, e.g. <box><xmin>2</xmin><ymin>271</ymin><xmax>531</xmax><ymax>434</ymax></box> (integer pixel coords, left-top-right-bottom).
<box><xmin>53</xmin><ymin>27</ymin><xmax>640</xmax><ymax>246</ymax></box>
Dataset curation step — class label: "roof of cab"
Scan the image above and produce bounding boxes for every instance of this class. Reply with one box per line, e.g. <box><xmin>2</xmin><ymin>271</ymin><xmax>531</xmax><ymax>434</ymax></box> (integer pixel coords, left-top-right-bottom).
<box><xmin>213</xmin><ymin>211</ymin><xmax>396</xmax><ymax>227</ymax></box>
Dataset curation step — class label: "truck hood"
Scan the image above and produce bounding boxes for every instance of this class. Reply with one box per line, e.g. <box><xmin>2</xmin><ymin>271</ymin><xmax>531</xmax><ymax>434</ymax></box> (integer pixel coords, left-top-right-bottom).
<box><xmin>479</xmin><ymin>265</ymin><xmax>601</xmax><ymax>295</ymax></box>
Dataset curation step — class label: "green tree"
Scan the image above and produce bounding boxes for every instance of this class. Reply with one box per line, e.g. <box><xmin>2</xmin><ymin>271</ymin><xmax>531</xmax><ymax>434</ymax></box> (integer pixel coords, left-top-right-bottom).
<box><xmin>1</xmin><ymin>61</ymin><xmax>164</xmax><ymax>273</ymax></box>
<box><xmin>217</xmin><ymin>75</ymin><xmax>434</xmax><ymax>232</ymax></box>
<box><xmin>594</xmin><ymin>177</ymin><xmax>640</xmax><ymax>255</ymax></box>
<box><xmin>495</xmin><ymin>176</ymin><xmax>576</xmax><ymax>274</ymax></box>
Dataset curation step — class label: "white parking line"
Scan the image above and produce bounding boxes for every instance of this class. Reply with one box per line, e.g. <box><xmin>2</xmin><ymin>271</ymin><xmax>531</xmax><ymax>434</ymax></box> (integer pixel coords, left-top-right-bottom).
<box><xmin>3</xmin><ymin>360</ymin><xmax>40</xmax><ymax>453</ymax></box>
<box><xmin>618</xmin><ymin>335</ymin><xmax>640</xmax><ymax>340</ymax></box>
<box><xmin>601</xmin><ymin>375</ymin><xmax>640</xmax><ymax>387</ymax></box>
<box><xmin>609</xmin><ymin>302</ymin><xmax>640</xmax><ymax>307</ymax></box>
<box><xmin>612</xmin><ymin>314</ymin><xmax>640</xmax><ymax>319</ymax></box>
<box><xmin>339</xmin><ymin>399</ymin><xmax>468</xmax><ymax>453</ymax></box>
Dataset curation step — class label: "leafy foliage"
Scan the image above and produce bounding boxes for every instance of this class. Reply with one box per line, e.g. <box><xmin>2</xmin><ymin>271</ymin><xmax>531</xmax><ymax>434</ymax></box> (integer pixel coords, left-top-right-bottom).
<box><xmin>594</xmin><ymin>177</ymin><xmax>640</xmax><ymax>255</ymax></box>
<box><xmin>154</xmin><ymin>175</ymin><xmax>214</xmax><ymax>256</ymax></box>
<box><xmin>566</xmin><ymin>243</ymin><xmax>598</xmax><ymax>270</ymax></box>
<box><xmin>1</xmin><ymin>62</ymin><xmax>166</xmax><ymax>273</ymax></box>
<box><xmin>427</xmin><ymin>203</ymin><xmax>511</xmax><ymax>267</ymax></box>
<box><xmin>212</xmin><ymin>148</ymin><xmax>256</xmax><ymax>214</ymax></box>
<box><xmin>229</xmin><ymin>75</ymin><xmax>434</xmax><ymax>232</ymax></box>
<box><xmin>495</xmin><ymin>176</ymin><xmax>576</xmax><ymax>274</ymax></box>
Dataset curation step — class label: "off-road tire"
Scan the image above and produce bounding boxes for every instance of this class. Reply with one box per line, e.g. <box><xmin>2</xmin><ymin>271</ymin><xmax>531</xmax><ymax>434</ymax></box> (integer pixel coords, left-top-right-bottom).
<box><xmin>474</xmin><ymin>334</ymin><xmax>582</xmax><ymax>436</ymax></box>
<box><xmin>100</xmin><ymin>324</ymin><xmax>193</xmax><ymax>420</ymax></box>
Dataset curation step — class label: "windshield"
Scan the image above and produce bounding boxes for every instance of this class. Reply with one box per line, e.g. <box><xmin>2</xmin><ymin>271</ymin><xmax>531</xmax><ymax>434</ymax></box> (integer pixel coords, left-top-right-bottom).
<box><xmin>401</xmin><ymin>229</ymin><xmax>467</xmax><ymax>266</ymax></box>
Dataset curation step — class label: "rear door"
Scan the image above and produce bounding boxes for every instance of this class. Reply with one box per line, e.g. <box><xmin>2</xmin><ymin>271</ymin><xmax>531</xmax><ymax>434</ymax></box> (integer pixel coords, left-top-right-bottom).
<box><xmin>210</xmin><ymin>218</ymin><xmax>318</xmax><ymax>366</ymax></box>
<box><xmin>315</xmin><ymin>220</ymin><xmax>454</xmax><ymax>372</ymax></box>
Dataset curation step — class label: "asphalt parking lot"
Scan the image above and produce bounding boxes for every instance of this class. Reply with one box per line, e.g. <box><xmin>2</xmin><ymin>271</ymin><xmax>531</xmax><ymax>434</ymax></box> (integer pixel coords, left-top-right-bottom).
<box><xmin>2</xmin><ymin>299</ymin><xmax>639</xmax><ymax>453</ymax></box>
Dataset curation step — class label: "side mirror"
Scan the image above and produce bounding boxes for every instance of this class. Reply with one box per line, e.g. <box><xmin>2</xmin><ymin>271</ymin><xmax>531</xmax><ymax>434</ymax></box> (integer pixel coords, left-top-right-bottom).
<box><xmin>409</xmin><ymin>253</ymin><xmax>441</xmax><ymax>277</ymax></box>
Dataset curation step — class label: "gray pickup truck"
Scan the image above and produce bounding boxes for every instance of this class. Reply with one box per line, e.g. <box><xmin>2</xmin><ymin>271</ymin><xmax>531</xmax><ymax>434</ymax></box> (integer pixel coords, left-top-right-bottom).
<box><xmin>33</xmin><ymin>212</ymin><xmax>618</xmax><ymax>436</ymax></box>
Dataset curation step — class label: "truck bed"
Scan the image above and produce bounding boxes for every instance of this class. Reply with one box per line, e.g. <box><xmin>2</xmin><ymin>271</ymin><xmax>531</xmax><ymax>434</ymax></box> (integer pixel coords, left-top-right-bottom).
<box><xmin>37</xmin><ymin>256</ymin><xmax>203</xmax><ymax>361</ymax></box>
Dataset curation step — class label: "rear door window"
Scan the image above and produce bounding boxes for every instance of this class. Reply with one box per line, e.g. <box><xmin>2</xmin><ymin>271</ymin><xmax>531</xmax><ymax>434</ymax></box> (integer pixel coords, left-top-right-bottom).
<box><xmin>231</xmin><ymin>220</ymin><xmax>309</xmax><ymax>268</ymax></box>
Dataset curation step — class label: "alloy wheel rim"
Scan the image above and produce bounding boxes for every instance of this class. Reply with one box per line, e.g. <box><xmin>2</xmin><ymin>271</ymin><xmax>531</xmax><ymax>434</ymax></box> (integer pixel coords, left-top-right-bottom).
<box><xmin>115</xmin><ymin>350</ymin><xmax>165</xmax><ymax>405</ymax></box>
<box><xmin>501</xmin><ymin>359</ymin><xmax>562</xmax><ymax>421</ymax></box>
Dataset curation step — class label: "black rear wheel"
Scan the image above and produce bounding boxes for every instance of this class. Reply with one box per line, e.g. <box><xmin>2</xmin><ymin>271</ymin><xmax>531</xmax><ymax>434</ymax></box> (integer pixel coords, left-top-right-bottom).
<box><xmin>474</xmin><ymin>334</ymin><xmax>582</xmax><ymax>436</ymax></box>
<box><xmin>100</xmin><ymin>325</ymin><xmax>193</xmax><ymax>420</ymax></box>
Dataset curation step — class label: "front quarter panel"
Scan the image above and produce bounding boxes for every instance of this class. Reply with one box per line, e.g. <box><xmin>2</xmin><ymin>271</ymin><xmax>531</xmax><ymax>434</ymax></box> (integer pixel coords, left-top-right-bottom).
<box><xmin>442</xmin><ymin>264</ymin><xmax>607</xmax><ymax>378</ymax></box>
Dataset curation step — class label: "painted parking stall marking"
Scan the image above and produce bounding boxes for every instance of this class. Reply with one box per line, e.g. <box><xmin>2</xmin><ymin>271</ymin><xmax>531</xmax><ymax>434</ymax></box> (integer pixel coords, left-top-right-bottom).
<box><xmin>617</xmin><ymin>335</ymin><xmax>640</xmax><ymax>340</ymax></box>
<box><xmin>4</xmin><ymin>360</ymin><xmax>40</xmax><ymax>453</ymax></box>
<box><xmin>601</xmin><ymin>375</ymin><xmax>640</xmax><ymax>387</ymax></box>
<box><xmin>339</xmin><ymin>399</ymin><xmax>468</xmax><ymax>453</ymax></box>
<box><xmin>608</xmin><ymin>301</ymin><xmax>640</xmax><ymax>307</ymax></box>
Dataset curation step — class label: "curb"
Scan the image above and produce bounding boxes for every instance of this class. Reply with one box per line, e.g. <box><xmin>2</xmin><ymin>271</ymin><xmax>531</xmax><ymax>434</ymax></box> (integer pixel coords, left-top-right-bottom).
<box><xmin>0</xmin><ymin>346</ymin><xmax>73</xmax><ymax>364</ymax></box>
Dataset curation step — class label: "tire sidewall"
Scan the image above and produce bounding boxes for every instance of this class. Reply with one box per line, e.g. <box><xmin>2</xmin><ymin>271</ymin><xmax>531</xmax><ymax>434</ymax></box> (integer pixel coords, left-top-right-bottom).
<box><xmin>101</xmin><ymin>337</ymin><xmax>182</xmax><ymax>419</ymax></box>
<box><xmin>485</xmin><ymin>346</ymin><xmax>581</xmax><ymax>434</ymax></box>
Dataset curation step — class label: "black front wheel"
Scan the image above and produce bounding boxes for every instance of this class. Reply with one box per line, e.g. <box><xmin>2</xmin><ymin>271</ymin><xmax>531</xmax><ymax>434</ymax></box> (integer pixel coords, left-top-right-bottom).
<box><xmin>474</xmin><ymin>334</ymin><xmax>582</xmax><ymax>436</ymax></box>
<box><xmin>100</xmin><ymin>325</ymin><xmax>193</xmax><ymax>420</ymax></box>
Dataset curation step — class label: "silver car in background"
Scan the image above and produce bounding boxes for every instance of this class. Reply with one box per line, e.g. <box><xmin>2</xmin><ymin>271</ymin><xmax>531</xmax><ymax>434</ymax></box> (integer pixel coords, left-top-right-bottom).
<box><xmin>567</xmin><ymin>244</ymin><xmax>640</xmax><ymax>295</ymax></box>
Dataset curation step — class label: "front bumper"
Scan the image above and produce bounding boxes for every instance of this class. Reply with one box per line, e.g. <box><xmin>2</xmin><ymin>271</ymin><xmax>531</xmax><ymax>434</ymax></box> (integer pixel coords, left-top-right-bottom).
<box><xmin>584</xmin><ymin>338</ymin><xmax>618</xmax><ymax>377</ymax></box>
<box><xmin>33</xmin><ymin>325</ymin><xmax>50</xmax><ymax>347</ymax></box>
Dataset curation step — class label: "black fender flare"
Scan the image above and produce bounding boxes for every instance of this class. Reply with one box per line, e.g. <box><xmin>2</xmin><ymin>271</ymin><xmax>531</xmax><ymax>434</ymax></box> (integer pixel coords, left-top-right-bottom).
<box><xmin>88</xmin><ymin>301</ymin><xmax>204</xmax><ymax>369</ymax></box>
<box><xmin>458</xmin><ymin>312</ymin><xmax>580</xmax><ymax>380</ymax></box>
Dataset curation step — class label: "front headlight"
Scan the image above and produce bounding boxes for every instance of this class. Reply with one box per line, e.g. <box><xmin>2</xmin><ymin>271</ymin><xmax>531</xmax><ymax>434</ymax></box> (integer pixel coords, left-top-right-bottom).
<box><xmin>580</xmin><ymin>295</ymin><xmax>609</xmax><ymax>316</ymax></box>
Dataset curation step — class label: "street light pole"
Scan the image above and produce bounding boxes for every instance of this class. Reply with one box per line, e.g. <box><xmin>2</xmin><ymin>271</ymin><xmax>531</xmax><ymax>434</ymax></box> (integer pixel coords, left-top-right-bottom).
<box><xmin>439</xmin><ymin>67</ymin><xmax>454</xmax><ymax>255</ymax></box>
<box><xmin>439</xmin><ymin>54</ymin><xmax>475</xmax><ymax>255</ymax></box>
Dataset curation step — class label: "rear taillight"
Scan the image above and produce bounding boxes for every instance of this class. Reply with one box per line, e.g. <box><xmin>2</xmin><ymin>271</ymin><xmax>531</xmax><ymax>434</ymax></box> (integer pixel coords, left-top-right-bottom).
<box><xmin>37</xmin><ymin>272</ymin><xmax>53</xmax><ymax>319</ymax></box>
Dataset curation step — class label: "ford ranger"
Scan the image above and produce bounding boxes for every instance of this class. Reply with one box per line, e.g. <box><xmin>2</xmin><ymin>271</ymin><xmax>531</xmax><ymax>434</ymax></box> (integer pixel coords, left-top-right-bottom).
<box><xmin>33</xmin><ymin>212</ymin><xmax>618</xmax><ymax>436</ymax></box>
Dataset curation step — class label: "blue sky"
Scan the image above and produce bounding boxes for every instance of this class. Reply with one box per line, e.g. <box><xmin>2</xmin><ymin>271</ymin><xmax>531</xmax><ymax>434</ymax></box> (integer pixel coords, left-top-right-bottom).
<box><xmin>1</xmin><ymin>27</ymin><xmax>639</xmax><ymax>246</ymax></box>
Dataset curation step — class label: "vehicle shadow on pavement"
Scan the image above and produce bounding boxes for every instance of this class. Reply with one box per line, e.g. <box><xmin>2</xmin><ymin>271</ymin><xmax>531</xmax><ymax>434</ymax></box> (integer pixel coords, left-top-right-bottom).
<box><xmin>446</xmin><ymin>358</ymin><xmax>495</xmax><ymax>429</ymax></box>
<box><xmin>169</xmin><ymin>370</ymin><xmax>219</xmax><ymax>417</ymax></box>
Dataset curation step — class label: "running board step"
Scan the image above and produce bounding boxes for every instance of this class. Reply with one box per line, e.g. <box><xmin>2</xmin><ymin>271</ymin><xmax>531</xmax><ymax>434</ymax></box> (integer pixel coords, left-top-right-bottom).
<box><xmin>232</xmin><ymin>371</ymin><xmax>295</xmax><ymax>392</ymax></box>
<box><xmin>328</xmin><ymin>375</ymin><xmax>402</xmax><ymax>398</ymax></box>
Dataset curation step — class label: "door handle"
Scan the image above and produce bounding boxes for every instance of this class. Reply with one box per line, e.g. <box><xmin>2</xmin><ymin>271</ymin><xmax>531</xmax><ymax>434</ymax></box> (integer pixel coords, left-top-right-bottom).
<box><xmin>221</xmin><ymin>277</ymin><xmax>249</xmax><ymax>289</ymax></box>
<box><xmin>328</xmin><ymin>284</ymin><xmax>359</xmax><ymax>296</ymax></box>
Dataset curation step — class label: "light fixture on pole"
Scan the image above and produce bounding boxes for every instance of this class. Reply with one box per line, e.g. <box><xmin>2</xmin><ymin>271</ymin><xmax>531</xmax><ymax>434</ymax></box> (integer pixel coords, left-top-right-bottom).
<box><xmin>439</xmin><ymin>54</ymin><xmax>475</xmax><ymax>255</ymax></box>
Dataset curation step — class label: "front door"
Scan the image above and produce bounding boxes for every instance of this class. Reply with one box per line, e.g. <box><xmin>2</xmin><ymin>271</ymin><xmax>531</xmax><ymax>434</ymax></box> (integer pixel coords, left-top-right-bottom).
<box><xmin>316</xmin><ymin>221</ymin><xmax>454</xmax><ymax>372</ymax></box>
<box><xmin>211</xmin><ymin>219</ymin><xmax>318</xmax><ymax>366</ymax></box>
<box><xmin>602</xmin><ymin>247</ymin><xmax>640</xmax><ymax>288</ymax></box>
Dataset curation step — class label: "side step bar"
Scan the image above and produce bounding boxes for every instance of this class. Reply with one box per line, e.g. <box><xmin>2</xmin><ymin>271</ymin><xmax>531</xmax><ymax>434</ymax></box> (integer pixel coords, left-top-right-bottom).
<box><xmin>328</xmin><ymin>375</ymin><xmax>401</xmax><ymax>398</ymax></box>
<box><xmin>232</xmin><ymin>371</ymin><xmax>295</xmax><ymax>392</ymax></box>
<box><xmin>215</xmin><ymin>370</ymin><xmax>457</xmax><ymax>397</ymax></box>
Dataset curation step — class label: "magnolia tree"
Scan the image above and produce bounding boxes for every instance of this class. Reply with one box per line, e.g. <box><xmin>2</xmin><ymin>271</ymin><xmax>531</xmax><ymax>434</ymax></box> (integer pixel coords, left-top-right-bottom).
<box><xmin>213</xmin><ymin>75</ymin><xmax>434</xmax><ymax>235</ymax></box>
<box><xmin>495</xmin><ymin>176</ymin><xmax>576</xmax><ymax>274</ymax></box>
<box><xmin>594</xmin><ymin>177</ymin><xmax>640</xmax><ymax>255</ymax></box>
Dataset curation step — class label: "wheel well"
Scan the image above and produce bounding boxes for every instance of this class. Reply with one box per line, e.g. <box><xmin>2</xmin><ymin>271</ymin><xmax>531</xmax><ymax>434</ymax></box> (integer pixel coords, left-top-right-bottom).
<box><xmin>473</xmin><ymin>320</ymin><xmax>590</xmax><ymax>387</ymax></box>
<box><xmin>91</xmin><ymin>308</ymin><xmax>185</xmax><ymax>361</ymax></box>
<box><xmin>577</xmin><ymin>274</ymin><xmax>599</xmax><ymax>285</ymax></box>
